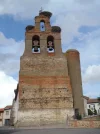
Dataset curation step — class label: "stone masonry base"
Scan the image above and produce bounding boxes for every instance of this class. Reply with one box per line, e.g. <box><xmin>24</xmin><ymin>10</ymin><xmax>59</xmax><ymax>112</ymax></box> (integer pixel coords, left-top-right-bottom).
<box><xmin>69</xmin><ymin>120</ymin><xmax>100</xmax><ymax>128</ymax></box>
<box><xmin>15</xmin><ymin>108</ymin><xmax>74</xmax><ymax>127</ymax></box>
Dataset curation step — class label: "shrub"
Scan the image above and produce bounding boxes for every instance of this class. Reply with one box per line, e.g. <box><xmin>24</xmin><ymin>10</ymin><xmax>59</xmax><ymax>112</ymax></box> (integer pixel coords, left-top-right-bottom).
<box><xmin>76</xmin><ymin>113</ymin><xmax>82</xmax><ymax>120</ymax></box>
<box><xmin>88</xmin><ymin>109</ymin><xmax>93</xmax><ymax>115</ymax></box>
<box><xmin>94</xmin><ymin>109</ymin><xmax>97</xmax><ymax>115</ymax></box>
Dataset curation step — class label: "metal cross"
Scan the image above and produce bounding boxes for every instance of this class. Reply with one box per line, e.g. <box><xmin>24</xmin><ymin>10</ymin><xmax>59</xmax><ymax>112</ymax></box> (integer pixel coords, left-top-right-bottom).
<box><xmin>39</xmin><ymin>7</ymin><xmax>43</xmax><ymax>13</ymax></box>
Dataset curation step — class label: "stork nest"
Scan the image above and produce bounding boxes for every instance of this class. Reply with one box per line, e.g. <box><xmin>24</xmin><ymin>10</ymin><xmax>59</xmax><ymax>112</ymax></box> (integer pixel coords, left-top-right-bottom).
<box><xmin>39</xmin><ymin>11</ymin><xmax>52</xmax><ymax>18</ymax></box>
<box><xmin>51</xmin><ymin>26</ymin><xmax>61</xmax><ymax>33</ymax></box>
<box><xmin>26</xmin><ymin>25</ymin><xmax>34</xmax><ymax>31</ymax></box>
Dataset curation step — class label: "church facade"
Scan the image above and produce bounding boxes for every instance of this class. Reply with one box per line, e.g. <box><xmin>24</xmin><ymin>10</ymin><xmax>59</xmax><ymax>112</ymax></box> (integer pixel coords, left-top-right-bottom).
<box><xmin>12</xmin><ymin>11</ymin><xmax>84</xmax><ymax>127</ymax></box>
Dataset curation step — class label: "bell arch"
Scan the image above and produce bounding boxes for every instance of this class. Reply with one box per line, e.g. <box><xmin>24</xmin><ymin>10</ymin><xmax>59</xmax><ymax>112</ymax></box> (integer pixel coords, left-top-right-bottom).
<box><xmin>32</xmin><ymin>35</ymin><xmax>40</xmax><ymax>53</ymax></box>
<box><xmin>40</xmin><ymin>20</ymin><xmax>45</xmax><ymax>31</ymax></box>
<box><xmin>47</xmin><ymin>35</ymin><xmax>55</xmax><ymax>53</ymax></box>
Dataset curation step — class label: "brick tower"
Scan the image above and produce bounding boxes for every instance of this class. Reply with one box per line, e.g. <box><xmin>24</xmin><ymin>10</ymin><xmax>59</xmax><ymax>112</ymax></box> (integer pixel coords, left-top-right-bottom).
<box><xmin>16</xmin><ymin>11</ymin><xmax>74</xmax><ymax>127</ymax></box>
<box><xmin>66</xmin><ymin>49</ymin><xmax>84</xmax><ymax>116</ymax></box>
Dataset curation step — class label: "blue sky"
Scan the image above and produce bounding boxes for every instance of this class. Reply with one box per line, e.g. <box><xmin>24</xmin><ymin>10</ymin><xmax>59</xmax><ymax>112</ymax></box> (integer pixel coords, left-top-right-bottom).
<box><xmin>0</xmin><ymin>0</ymin><xmax>100</xmax><ymax>107</ymax></box>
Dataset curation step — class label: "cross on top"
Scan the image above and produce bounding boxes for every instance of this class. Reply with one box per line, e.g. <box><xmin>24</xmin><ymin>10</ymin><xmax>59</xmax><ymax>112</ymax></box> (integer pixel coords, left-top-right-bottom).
<box><xmin>39</xmin><ymin>7</ymin><xmax>43</xmax><ymax>13</ymax></box>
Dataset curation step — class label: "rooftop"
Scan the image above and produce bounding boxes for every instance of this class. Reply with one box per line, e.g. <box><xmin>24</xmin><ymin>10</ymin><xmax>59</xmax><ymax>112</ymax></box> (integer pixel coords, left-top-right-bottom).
<box><xmin>83</xmin><ymin>96</ymin><xmax>89</xmax><ymax>100</ymax></box>
<box><xmin>4</xmin><ymin>105</ymin><xmax>12</xmax><ymax>110</ymax></box>
<box><xmin>0</xmin><ymin>108</ymin><xmax>4</xmax><ymax>112</ymax></box>
<box><xmin>87</xmin><ymin>99</ymin><xmax>100</xmax><ymax>104</ymax></box>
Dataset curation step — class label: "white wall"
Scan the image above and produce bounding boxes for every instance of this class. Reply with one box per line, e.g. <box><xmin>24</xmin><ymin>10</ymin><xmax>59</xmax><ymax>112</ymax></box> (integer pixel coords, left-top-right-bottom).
<box><xmin>87</xmin><ymin>103</ymin><xmax>100</xmax><ymax>115</ymax></box>
<box><xmin>0</xmin><ymin>121</ymin><xmax>2</xmax><ymax>126</ymax></box>
<box><xmin>83</xmin><ymin>98</ymin><xmax>88</xmax><ymax>116</ymax></box>
<box><xmin>12</xmin><ymin>93</ymin><xmax>19</xmax><ymax>124</ymax></box>
<box><xmin>0</xmin><ymin>112</ymin><xmax>3</xmax><ymax>126</ymax></box>
<box><xmin>3</xmin><ymin>109</ymin><xmax>11</xmax><ymax>126</ymax></box>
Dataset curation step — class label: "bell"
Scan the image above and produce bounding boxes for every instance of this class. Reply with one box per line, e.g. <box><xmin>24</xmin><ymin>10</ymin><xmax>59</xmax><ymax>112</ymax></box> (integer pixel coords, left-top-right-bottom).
<box><xmin>42</xmin><ymin>25</ymin><xmax>44</xmax><ymax>29</ymax></box>
<box><xmin>34</xmin><ymin>46</ymin><xmax>38</xmax><ymax>52</ymax></box>
<box><xmin>49</xmin><ymin>46</ymin><xmax>53</xmax><ymax>51</ymax></box>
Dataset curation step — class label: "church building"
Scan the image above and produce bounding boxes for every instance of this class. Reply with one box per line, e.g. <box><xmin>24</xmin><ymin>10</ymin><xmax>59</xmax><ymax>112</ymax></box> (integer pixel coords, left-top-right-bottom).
<box><xmin>11</xmin><ymin>11</ymin><xmax>84</xmax><ymax>127</ymax></box>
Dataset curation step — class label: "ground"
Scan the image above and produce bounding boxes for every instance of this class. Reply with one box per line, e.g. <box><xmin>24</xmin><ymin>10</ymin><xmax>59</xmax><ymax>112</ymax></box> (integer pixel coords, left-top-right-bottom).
<box><xmin>0</xmin><ymin>127</ymin><xmax>100</xmax><ymax>134</ymax></box>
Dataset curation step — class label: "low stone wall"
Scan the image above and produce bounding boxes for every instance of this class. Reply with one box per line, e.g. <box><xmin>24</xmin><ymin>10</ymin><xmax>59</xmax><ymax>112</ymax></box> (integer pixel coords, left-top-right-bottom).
<box><xmin>69</xmin><ymin>120</ymin><xmax>100</xmax><ymax>128</ymax></box>
<box><xmin>83</xmin><ymin>115</ymin><xmax>100</xmax><ymax>121</ymax></box>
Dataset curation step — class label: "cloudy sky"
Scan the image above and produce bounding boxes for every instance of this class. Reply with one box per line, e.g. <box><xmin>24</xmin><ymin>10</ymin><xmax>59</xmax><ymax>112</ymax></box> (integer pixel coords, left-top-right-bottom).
<box><xmin>0</xmin><ymin>0</ymin><xmax>100</xmax><ymax>108</ymax></box>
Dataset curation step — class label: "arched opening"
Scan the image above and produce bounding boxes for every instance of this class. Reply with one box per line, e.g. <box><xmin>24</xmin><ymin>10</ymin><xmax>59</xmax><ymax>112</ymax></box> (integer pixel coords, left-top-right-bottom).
<box><xmin>32</xmin><ymin>35</ymin><xmax>40</xmax><ymax>53</ymax></box>
<box><xmin>40</xmin><ymin>20</ymin><xmax>45</xmax><ymax>31</ymax></box>
<box><xmin>47</xmin><ymin>36</ymin><xmax>54</xmax><ymax>53</ymax></box>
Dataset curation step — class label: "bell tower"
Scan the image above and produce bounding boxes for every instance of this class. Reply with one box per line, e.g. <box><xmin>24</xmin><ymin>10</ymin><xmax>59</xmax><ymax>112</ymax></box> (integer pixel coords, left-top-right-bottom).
<box><xmin>17</xmin><ymin>11</ymin><xmax>74</xmax><ymax>127</ymax></box>
<box><xmin>23</xmin><ymin>11</ymin><xmax>62</xmax><ymax>57</ymax></box>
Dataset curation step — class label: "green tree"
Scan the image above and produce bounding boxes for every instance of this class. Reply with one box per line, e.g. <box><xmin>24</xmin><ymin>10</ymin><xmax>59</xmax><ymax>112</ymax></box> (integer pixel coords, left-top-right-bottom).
<box><xmin>76</xmin><ymin>113</ymin><xmax>82</xmax><ymax>120</ymax></box>
<box><xmin>94</xmin><ymin>108</ymin><xmax>97</xmax><ymax>115</ymax></box>
<box><xmin>88</xmin><ymin>109</ymin><xmax>93</xmax><ymax>115</ymax></box>
<box><xmin>97</xmin><ymin>96</ymin><xmax>100</xmax><ymax>105</ymax></box>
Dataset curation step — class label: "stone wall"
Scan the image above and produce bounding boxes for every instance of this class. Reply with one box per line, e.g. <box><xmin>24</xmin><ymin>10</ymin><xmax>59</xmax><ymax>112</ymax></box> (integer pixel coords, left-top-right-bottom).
<box><xmin>69</xmin><ymin>120</ymin><xmax>100</xmax><ymax>128</ymax></box>
<box><xmin>83</xmin><ymin>115</ymin><xmax>100</xmax><ymax>121</ymax></box>
<box><xmin>16</xmin><ymin>109</ymin><xmax>74</xmax><ymax>127</ymax></box>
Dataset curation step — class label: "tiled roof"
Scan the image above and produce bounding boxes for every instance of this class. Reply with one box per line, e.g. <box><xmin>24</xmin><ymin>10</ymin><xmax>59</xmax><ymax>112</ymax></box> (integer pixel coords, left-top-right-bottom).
<box><xmin>87</xmin><ymin>99</ymin><xmax>100</xmax><ymax>104</ymax></box>
<box><xmin>83</xmin><ymin>96</ymin><xmax>89</xmax><ymax>100</ymax></box>
<box><xmin>0</xmin><ymin>108</ymin><xmax>4</xmax><ymax>112</ymax></box>
<box><xmin>4</xmin><ymin>105</ymin><xmax>12</xmax><ymax>110</ymax></box>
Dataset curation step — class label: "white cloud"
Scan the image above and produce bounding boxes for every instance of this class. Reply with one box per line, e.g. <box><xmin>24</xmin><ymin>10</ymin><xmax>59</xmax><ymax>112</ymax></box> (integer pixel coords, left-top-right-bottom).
<box><xmin>0</xmin><ymin>0</ymin><xmax>50</xmax><ymax>20</ymax></box>
<box><xmin>0</xmin><ymin>32</ymin><xmax>24</xmax><ymax>56</ymax></box>
<box><xmin>83</xmin><ymin>82</ymin><xmax>100</xmax><ymax>98</ymax></box>
<box><xmin>75</xmin><ymin>0</ymin><xmax>95</xmax><ymax>5</ymax></box>
<box><xmin>65</xmin><ymin>28</ymin><xmax>100</xmax><ymax>94</ymax></box>
<box><xmin>84</xmin><ymin>92</ymin><xmax>100</xmax><ymax>98</ymax></box>
<box><xmin>71</xmin><ymin>28</ymin><xmax>100</xmax><ymax>67</ymax></box>
<box><xmin>83</xmin><ymin>65</ymin><xmax>100</xmax><ymax>83</ymax></box>
<box><xmin>0</xmin><ymin>32</ymin><xmax>23</xmax><ymax>107</ymax></box>
<box><xmin>0</xmin><ymin>32</ymin><xmax>24</xmax><ymax>75</ymax></box>
<box><xmin>0</xmin><ymin>71</ymin><xmax>18</xmax><ymax>107</ymax></box>
<box><xmin>52</xmin><ymin>1</ymin><xmax>100</xmax><ymax>44</ymax></box>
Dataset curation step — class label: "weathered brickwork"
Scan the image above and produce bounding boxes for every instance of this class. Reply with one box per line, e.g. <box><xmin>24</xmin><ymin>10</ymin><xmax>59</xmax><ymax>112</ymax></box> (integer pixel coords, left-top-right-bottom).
<box><xmin>20</xmin><ymin>56</ymin><xmax>67</xmax><ymax>75</ymax></box>
<box><xmin>19</xmin><ymin>76</ymin><xmax>71</xmax><ymax>88</ymax></box>
<box><xmin>19</xmin><ymin>98</ymin><xmax>73</xmax><ymax>109</ymax></box>
<box><xmin>18</xmin><ymin>75</ymin><xmax>73</xmax><ymax>110</ymax></box>
<box><xmin>25</xmin><ymin>32</ymin><xmax>61</xmax><ymax>40</ymax></box>
<box><xmin>19</xmin><ymin>84</ymin><xmax>72</xmax><ymax>98</ymax></box>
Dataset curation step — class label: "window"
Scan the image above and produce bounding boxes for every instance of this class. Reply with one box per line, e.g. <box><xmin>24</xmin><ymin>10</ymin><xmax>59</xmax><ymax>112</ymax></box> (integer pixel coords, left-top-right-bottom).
<box><xmin>6</xmin><ymin>111</ymin><xmax>9</xmax><ymax>115</ymax></box>
<box><xmin>47</xmin><ymin>36</ymin><xmax>54</xmax><ymax>53</ymax></box>
<box><xmin>32</xmin><ymin>35</ymin><xmax>40</xmax><ymax>53</ymax></box>
<box><xmin>40</xmin><ymin>20</ymin><xmax>45</xmax><ymax>31</ymax></box>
